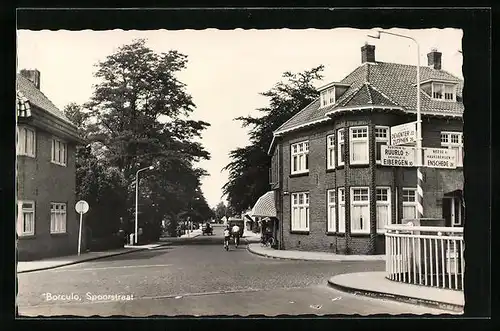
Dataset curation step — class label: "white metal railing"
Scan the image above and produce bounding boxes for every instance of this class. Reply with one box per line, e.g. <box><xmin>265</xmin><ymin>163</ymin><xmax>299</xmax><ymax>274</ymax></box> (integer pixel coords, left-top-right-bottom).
<box><xmin>385</xmin><ymin>224</ymin><xmax>464</xmax><ymax>291</ymax></box>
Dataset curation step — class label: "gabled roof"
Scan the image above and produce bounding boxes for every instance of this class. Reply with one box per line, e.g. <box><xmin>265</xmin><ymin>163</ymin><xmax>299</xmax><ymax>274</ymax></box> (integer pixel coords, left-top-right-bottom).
<box><xmin>16</xmin><ymin>74</ymin><xmax>74</xmax><ymax>125</ymax></box>
<box><xmin>274</xmin><ymin>61</ymin><xmax>463</xmax><ymax>136</ymax></box>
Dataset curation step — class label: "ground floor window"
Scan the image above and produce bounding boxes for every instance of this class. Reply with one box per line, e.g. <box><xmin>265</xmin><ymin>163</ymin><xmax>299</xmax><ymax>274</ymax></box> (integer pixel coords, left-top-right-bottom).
<box><xmin>376</xmin><ymin>187</ymin><xmax>391</xmax><ymax>232</ymax></box>
<box><xmin>327</xmin><ymin>189</ymin><xmax>336</xmax><ymax>232</ymax></box>
<box><xmin>50</xmin><ymin>202</ymin><xmax>67</xmax><ymax>233</ymax></box>
<box><xmin>402</xmin><ymin>188</ymin><xmax>417</xmax><ymax>220</ymax></box>
<box><xmin>350</xmin><ymin>187</ymin><xmax>370</xmax><ymax>233</ymax></box>
<box><xmin>291</xmin><ymin>192</ymin><xmax>309</xmax><ymax>231</ymax></box>
<box><xmin>338</xmin><ymin>188</ymin><xmax>345</xmax><ymax>233</ymax></box>
<box><xmin>17</xmin><ymin>201</ymin><xmax>35</xmax><ymax>236</ymax></box>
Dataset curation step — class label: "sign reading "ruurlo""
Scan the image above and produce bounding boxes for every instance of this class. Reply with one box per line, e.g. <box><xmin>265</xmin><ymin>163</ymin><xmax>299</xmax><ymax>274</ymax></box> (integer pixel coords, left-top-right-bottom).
<box><xmin>390</xmin><ymin>121</ymin><xmax>417</xmax><ymax>146</ymax></box>
<box><xmin>381</xmin><ymin>145</ymin><xmax>416</xmax><ymax>167</ymax></box>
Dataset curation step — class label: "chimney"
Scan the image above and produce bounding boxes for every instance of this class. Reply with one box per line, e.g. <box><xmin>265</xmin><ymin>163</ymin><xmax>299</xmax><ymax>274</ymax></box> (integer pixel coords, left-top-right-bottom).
<box><xmin>20</xmin><ymin>69</ymin><xmax>41</xmax><ymax>89</ymax></box>
<box><xmin>427</xmin><ymin>49</ymin><xmax>442</xmax><ymax>70</ymax></box>
<box><xmin>361</xmin><ymin>43</ymin><xmax>376</xmax><ymax>64</ymax></box>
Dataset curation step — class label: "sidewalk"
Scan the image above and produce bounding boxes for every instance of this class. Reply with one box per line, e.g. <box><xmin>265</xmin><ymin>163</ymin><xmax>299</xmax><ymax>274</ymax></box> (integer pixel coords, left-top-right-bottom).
<box><xmin>243</xmin><ymin>229</ymin><xmax>261</xmax><ymax>242</ymax></box>
<box><xmin>328</xmin><ymin>271</ymin><xmax>464</xmax><ymax>313</ymax></box>
<box><xmin>17</xmin><ymin>243</ymin><xmax>167</xmax><ymax>274</ymax></box>
<box><xmin>247</xmin><ymin>243</ymin><xmax>385</xmax><ymax>262</ymax></box>
<box><xmin>180</xmin><ymin>229</ymin><xmax>202</xmax><ymax>238</ymax></box>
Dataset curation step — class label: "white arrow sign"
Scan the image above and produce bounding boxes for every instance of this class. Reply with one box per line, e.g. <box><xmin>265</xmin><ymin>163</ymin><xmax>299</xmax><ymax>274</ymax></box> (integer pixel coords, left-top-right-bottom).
<box><xmin>390</xmin><ymin>121</ymin><xmax>417</xmax><ymax>146</ymax></box>
<box><xmin>381</xmin><ymin>145</ymin><xmax>416</xmax><ymax>167</ymax></box>
<box><xmin>423</xmin><ymin>147</ymin><xmax>457</xmax><ymax>169</ymax></box>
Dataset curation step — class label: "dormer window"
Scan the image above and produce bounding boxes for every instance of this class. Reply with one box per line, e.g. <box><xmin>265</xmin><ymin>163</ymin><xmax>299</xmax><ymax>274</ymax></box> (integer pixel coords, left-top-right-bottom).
<box><xmin>431</xmin><ymin>82</ymin><xmax>456</xmax><ymax>101</ymax></box>
<box><xmin>320</xmin><ymin>87</ymin><xmax>336</xmax><ymax>108</ymax></box>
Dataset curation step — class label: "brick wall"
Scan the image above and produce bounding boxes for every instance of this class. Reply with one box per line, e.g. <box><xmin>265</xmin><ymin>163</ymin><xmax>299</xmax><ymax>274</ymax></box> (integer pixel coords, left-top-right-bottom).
<box><xmin>274</xmin><ymin>110</ymin><xmax>463</xmax><ymax>254</ymax></box>
<box><xmin>17</xmin><ymin>126</ymin><xmax>81</xmax><ymax>260</ymax></box>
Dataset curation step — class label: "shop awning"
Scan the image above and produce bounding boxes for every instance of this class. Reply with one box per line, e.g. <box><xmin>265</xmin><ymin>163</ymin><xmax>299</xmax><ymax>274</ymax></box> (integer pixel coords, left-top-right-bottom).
<box><xmin>251</xmin><ymin>191</ymin><xmax>277</xmax><ymax>218</ymax></box>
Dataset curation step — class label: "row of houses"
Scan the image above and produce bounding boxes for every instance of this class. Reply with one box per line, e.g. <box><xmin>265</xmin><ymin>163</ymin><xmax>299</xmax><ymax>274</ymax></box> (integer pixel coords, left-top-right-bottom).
<box><xmin>16</xmin><ymin>69</ymin><xmax>85</xmax><ymax>260</ymax></box>
<box><xmin>251</xmin><ymin>44</ymin><xmax>464</xmax><ymax>255</ymax></box>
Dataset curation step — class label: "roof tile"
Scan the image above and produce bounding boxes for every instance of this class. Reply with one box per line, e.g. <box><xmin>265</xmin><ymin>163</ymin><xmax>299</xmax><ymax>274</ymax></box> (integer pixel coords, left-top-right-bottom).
<box><xmin>16</xmin><ymin>74</ymin><xmax>74</xmax><ymax>125</ymax></box>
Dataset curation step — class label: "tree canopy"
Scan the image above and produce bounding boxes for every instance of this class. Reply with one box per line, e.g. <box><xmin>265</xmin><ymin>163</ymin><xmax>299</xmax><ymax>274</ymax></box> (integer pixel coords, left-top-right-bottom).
<box><xmin>222</xmin><ymin>66</ymin><xmax>324</xmax><ymax>214</ymax></box>
<box><xmin>65</xmin><ymin>39</ymin><xmax>214</xmax><ymax>240</ymax></box>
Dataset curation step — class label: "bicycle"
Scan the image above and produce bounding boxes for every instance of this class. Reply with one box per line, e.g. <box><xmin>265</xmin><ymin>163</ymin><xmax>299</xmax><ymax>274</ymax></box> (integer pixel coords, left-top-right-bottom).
<box><xmin>224</xmin><ymin>237</ymin><xmax>230</xmax><ymax>251</ymax></box>
<box><xmin>261</xmin><ymin>235</ymin><xmax>275</xmax><ymax>248</ymax></box>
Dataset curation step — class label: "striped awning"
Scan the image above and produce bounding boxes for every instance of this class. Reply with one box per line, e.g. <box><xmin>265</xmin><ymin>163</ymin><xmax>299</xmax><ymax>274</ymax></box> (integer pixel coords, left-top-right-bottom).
<box><xmin>251</xmin><ymin>191</ymin><xmax>277</xmax><ymax>218</ymax></box>
<box><xmin>16</xmin><ymin>90</ymin><xmax>31</xmax><ymax>118</ymax></box>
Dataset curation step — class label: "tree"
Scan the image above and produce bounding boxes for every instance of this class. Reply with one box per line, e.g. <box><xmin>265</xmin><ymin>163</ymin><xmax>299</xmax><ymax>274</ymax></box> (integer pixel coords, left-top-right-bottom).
<box><xmin>213</xmin><ymin>201</ymin><xmax>227</xmax><ymax>222</ymax></box>
<box><xmin>222</xmin><ymin>66</ymin><xmax>324</xmax><ymax>214</ymax></box>
<box><xmin>80</xmin><ymin>39</ymin><xmax>211</xmax><ymax>241</ymax></box>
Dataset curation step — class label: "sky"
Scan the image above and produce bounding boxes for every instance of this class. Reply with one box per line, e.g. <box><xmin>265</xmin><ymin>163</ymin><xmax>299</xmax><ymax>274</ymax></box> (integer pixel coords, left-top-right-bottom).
<box><xmin>16</xmin><ymin>28</ymin><xmax>463</xmax><ymax>208</ymax></box>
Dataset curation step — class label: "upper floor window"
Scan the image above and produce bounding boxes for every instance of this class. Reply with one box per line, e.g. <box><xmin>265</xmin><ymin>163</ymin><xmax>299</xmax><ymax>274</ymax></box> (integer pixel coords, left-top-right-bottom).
<box><xmin>51</xmin><ymin>137</ymin><xmax>67</xmax><ymax>166</ymax></box>
<box><xmin>337</xmin><ymin>129</ymin><xmax>345</xmax><ymax>166</ymax></box>
<box><xmin>17</xmin><ymin>200</ymin><xmax>35</xmax><ymax>236</ymax></box>
<box><xmin>375</xmin><ymin>126</ymin><xmax>389</xmax><ymax>164</ymax></box>
<box><xmin>291</xmin><ymin>192</ymin><xmax>309</xmax><ymax>232</ymax></box>
<box><xmin>349</xmin><ymin>126</ymin><xmax>369</xmax><ymax>165</ymax></box>
<box><xmin>320</xmin><ymin>87</ymin><xmax>336</xmax><ymax>108</ymax></box>
<box><xmin>291</xmin><ymin>141</ymin><xmax>309</xmax><ymax>174</ymax></box>
<box><xmin>17</xmin><ymin>126</ymin><xmax>36</xmax><ymax>157</ymax></box>
<box><xmin>327</xmin><ymin>134</ymin><xmax>335</xmax><ymax>169</ymax></box>
<box><xmin>441</xmin><ymin>132</ymin><xmax>463</xmax><ymax>167</ymax></box>
<box><xmin>432</xmin><ymin>82</ymin><xmax>456</xmax><ymax>101</ymax></box>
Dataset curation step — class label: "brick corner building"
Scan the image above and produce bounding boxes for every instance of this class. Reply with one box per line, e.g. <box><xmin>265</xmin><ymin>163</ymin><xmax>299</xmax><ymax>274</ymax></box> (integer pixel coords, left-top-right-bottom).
<box><xmin>16</xmin><ymin>69</ymin><xmax>86</xmax><ymax>261</ymax></box>
<box><xmin>254</xmin><ymin>44</ymin><xmax>464</xmax><ymax>255</ymax></box>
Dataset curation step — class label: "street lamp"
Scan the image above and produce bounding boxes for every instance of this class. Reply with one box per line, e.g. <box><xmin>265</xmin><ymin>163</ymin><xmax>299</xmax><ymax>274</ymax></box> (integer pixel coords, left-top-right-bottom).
<box><xmin>368</xmin><ymin>29</ymin><xmax>423</xmax><ymax>220</ymax></box>
<box><xmin>135</xmin><ymin>165</ymin><xmax>154</xmax><ymax>244</ymax></box>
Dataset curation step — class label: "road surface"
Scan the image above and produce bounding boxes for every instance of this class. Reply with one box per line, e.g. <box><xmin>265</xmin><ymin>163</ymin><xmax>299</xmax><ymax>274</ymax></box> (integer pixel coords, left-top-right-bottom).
<box><xmin>18</xmin><ymin>225</ymin><xmax>449</xmax><ymax>316</ymax></box>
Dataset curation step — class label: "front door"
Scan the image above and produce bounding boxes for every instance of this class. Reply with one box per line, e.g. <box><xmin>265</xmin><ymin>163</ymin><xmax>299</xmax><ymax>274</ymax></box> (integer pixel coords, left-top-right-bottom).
<box><xmin>442</xmin><ymin>193</ymin><xmax>464</xmax><ymax>227</ymax></box>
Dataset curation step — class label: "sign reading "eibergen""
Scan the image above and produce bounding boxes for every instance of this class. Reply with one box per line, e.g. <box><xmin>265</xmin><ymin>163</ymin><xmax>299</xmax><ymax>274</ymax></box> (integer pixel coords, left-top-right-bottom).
<box><xmin>381</xmin><ymin>145</ymin><xmax>416</xmax><ymax>167</ymax></box>
<box><xmin>423</xmin><ymin>147</ymin><xmax>456</xmax><ymax>169</ymax></box>
<box><xmin>390</xmin><ymin>122</ymin><xmax>417</xmax><ymax>146</ymax></box>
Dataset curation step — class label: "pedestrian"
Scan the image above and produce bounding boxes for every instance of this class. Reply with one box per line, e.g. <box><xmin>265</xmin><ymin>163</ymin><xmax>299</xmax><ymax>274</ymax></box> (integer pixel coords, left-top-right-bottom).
<box><xmin>232</xmin><ymin>223</ymin><xmax>241</xmax><ymax>248</ymax></box>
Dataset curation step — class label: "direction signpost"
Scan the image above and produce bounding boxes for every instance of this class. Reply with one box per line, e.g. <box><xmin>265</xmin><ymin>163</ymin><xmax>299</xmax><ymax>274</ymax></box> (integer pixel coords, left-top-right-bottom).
<box><xmin>75</xmin><ymin>200</ymin><xmax>89</xmax><ymax>256</ymax></box>
<box><xmin>423</xmin><ymin>147</ymin><xmax>457</xmax><ymax>169</ymax></box>
<box><xmin>381</xmin><ymin>145</ymin><xmax>416</xmax><ymax>167</ymax></box>
<box><xmin>390</xmin><ymin>121</ymin><xmax>417</xmax><ymax>146</ymax></box>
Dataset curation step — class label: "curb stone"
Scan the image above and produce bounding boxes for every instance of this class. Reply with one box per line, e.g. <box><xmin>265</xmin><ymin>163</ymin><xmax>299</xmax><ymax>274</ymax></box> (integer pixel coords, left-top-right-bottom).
<box><xmin>246</xmin><ymin>244</ymin><xmax>385</xmax><ymax>262</ymax></box>
<box><xmin>18</xmin><ymin>242</ymin><xmax>171</xmax><ymax>274</ymax></box>
<box><xmin>327</xmin><ymin>278</ymin><xmax>464</xmax><ymax>313</ymax></box>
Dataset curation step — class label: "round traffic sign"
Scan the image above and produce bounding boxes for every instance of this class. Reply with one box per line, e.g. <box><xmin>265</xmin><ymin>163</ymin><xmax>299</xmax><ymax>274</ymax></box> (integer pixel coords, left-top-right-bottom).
<box><xmin>75</xmin><ymin>200</ymin><xmax>89</xmax><ymax>214</ymax></box>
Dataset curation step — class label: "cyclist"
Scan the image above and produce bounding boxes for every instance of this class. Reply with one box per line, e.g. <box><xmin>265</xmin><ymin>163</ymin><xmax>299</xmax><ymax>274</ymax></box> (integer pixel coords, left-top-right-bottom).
<box><xmin>232</xmin><ymin>223</ymin><xmax>241</xmax><ymax>248</ymax></box>
<box><xmin>223</xmin><ymin>226</ymin><xmax>231</xmax><ymax>250</ymax></box>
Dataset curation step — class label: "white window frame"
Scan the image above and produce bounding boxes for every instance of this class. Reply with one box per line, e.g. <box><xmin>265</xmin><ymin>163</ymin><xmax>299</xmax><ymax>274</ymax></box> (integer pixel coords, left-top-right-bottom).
<box><xmin>402</xmin><ymin>188</ymin><xmax>418</xmax><ymax>220</ymax></box>
<box><xmin>349</xmin><ymin>126</ymin><xmax>369</xmax><ymax>165</ymax></box>
<box><xmin>327</xmin><ymin>189</ymin><xmax>336</xmax><ymax>233</ymax></box>
<box><xmin>441</xmin><ymin>131</ymin><xmax>463</xmax><ymax>167</ymax></box>
<box><xmin>291</xmin><ymin>192</ymin><xmax>310</xmax><ymax>232</ymax></box>
<box><xmin>51</xmin><ymin>137</ymin><xmax>68</xmax><ymax>166</ymax></box>
<box><xmin>320</xmin><ymin>87</ymin><xmax>336</xmax><ymax>108</ymax></box>
<box><xmin>17</xmin><ymin>200</ymin><xmax>35</xmax><ymax>236</ymax></box>
<box><xmin>375</xmin><ymin>126</ymin><xmax>390</xmax><ymax>164</ymax></box>
<box><xmin>290</xmin><ymin>141</ymin><xmax>309</xmax><ymax>175</ymax></box>
<box><xmin>338</xmin><ymin>188</ymin><xmax>345</xmax><ymax>233</ymax></box>
<box><xmin>17</xmin><ymin>126</ymin><xmax>36</xmax><ymax>157</ymax></box>
<box><xmin>327</xmin><ymin>134</ymin><xmax>335</xmax><ymax>169</ymax></box>
<box><xmin>431</xmin><ymin>82</ymin><xmax>457</xmax><ymax>101</ymax></box>
<box><xmin>50</xmin><ymin>202</ymin><xmax>67</xmax><ymax>234</ymax></box>
<box><xmin>337</xmin><ymin>129</ymin><xmax>345</xmax><ymax>167</ymax></box>
<box><xmin>376</xmin><ymin>187</ymin><xmax>392</xmax><ymax>233</ymax></box>
<box><xmin>350</xmin><ymin>187</ymin><xmax>370</xmax><ymax>234</ymax></box>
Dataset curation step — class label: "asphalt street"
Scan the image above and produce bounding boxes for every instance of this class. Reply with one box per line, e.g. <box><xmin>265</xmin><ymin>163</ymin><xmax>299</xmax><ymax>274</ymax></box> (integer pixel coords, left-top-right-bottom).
<box><xmin>18</xmin><ymin>225</ymin><xmax>449</xmax><ymax>316</ymax></box>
